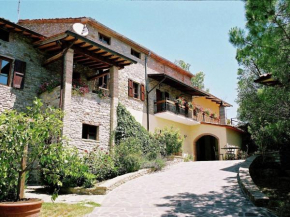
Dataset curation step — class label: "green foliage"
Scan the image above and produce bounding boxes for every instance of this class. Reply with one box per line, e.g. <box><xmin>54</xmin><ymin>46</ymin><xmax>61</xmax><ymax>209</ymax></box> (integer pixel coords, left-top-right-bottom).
<box><xmin>114</xmin><ymin>138</ymin><xmax>144</xmax><ymax>174</ymax></box>
<box><xmin>38</xmin><ymin>79</ymin><xmax>60</xmax><ymax>94</ymax></box>
<box><xmin>174</xmin><ymin>59</ymin><xmax>191</xmax><ymax>71</ymax></box>
<box><xmin>115</xmin><ymin>103</ymin><xmax>152</xmax><ymax>154</ymax></box>
<box><xmin>84</xmin><ymin>149</ymin><xmax>117</xmax><ymax>181</ymax></box>
<box><xmin>142</xmin><ymin>156</ymin><xmax>166</xmax><ymax>171</ymax></box>
<box><xmin>153</xmin><ymin>127</ymin><xmax>183</xmax><ymax>156</ymax></box>
<box><xmin>40</xmin><ymin>147</ymin><xmax>95</xmax><ymax>192</ymax></box>
<box><xmin>112</xmin><ymin>104</ymin><xmax>182</xmax><ymax>175</ymax></box>
<box><xmin>184</xmin><ymin>154</ymin><xmax>194</xmax><ymax>162</ymax></box>
<box><xmin>191</xmin><ymin>71</ymin><xmax>205</xmax><ymax>90</ymax></box>
<box><xmin>229</xmin><ymin>0</ymin><xmax>290</xmax><ymax>153</ymax></box>
<box><xmin>0</xmin><ymin>98</ymin><xmax>64</xmax><ymax>201</ymax></box>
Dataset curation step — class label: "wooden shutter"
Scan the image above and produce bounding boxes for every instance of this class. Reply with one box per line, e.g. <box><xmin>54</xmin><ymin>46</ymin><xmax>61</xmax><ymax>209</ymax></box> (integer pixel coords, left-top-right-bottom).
<box><xmin>13</xmin><ymin>60</ymin><xmax>26</xmax><ymax>89</ymax></box>
<box><xmin>128</xmin><ymin>79</ymin><xmax>133</xmax><ymax>97</ymax></box>
<box><xmin>140</xmin><ymin>84</ymin><xmax>145</xmax><ymax>101</ymax></box>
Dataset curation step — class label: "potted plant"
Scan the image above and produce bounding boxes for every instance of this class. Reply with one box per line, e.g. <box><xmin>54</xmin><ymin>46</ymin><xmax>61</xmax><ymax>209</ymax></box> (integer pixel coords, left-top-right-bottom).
<box><xmin>176</xmin><ymin>97</ymin><xmax>183</xmax><ymax>105</ymax></box>
<box><xmin>72</xmin><ymin>79</ymin><xmax>90</xmax><ymax>96</ymax></box>
<box><xmin>188</xmin><ymin>102</ymin><xmax>194</xmax><ymax>109</ymax></box>
<box><xmin>204</xmin><ymin>109</ymin><xmax>210</xmax><ymax>116</ymax></box>
<box><xmin>0</xmin><ymin>99</ymin><xmax>64</xmax><ymax>217</ymax></box>
<box><xmin>38</xmin><ymin>79</ymin><xmax>61</xmax><ymax>95</ymax></box>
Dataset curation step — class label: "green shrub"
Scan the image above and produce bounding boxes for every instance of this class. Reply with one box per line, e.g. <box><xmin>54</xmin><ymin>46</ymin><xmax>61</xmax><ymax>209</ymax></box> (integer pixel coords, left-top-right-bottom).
<box><xmin>85</xmin><ymin>149</ymin><xmax>117</xmax><ymax>181</ymax></box>
<box><xmin>114</xmin><ymin>138</ymin><xmax>144</xmax><ymax>174</ymax></box>
<box><xmin>40</xmin><ymin>147</ymin><xmax>95</xmax><ymax>191</ymax></box>
<box><xmin>115</xmin><ymin>104</ymin><xmax>151</xmax><ymax>154</ymax></box>
<box><xmin>184</xmin><ymin>154</ymin><xmax>194</xmax><ymax>162</ymax></box>
<box><xmin>153</xmin><ymin>127</ymin><xmax>183</xmax><ymax>156</ymax></box>
<box><xmin>142</xmin><ymin>157</ymin><xmax>166</xmax><ymax>171</ymax></box>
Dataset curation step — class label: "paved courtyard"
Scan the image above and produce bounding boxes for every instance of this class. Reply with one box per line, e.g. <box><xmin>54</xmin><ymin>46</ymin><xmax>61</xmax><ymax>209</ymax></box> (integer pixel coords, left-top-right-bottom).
<box><xmin>89</xmin><ymin>160</ymin><xmax>275</xmax><ymax>217</ymax></box>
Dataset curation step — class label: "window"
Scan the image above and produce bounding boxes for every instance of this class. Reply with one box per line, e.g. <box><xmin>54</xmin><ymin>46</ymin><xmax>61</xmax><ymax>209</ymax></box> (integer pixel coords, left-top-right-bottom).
<box><xmin>0</xmin><ymin>28</ymin><xmax>9</xmax><ymax>42</ymax></box>
<box><xmin>0</xmin><ymin>57</ymin><xmax>12</xmax><ymax>85</ymax></box>
<box><xmin>99</xmin><ymin>33</ymin><xmax>111</xmax><ymax>45</ymax></box>
<box><xmin>0</xmin><ymin>57</ymin><xmax>26</xmax><ymax>89</ymax></box>
<box><xmin>131</xmin><ymin>49</ymin><xmax>140</xmax><ymax>59</ymax></box>
<box><xmin>98</xmin><ymin>74</ymin><xmax>109</xmax><ymax>89</ymax></box>
<box><xmin>133</xmin><ymin>82</ymin><xmax>139</xmax><ymax>98</ymax></box>
<box><xmin>128</xmin><ymin>79</ymin><xmax>145</xmax><ymax>101</ymax></box>
<box><xmin>82</xmin><ymin>124</ymin><xmax>99</xmax><ymax>140</ymax></box>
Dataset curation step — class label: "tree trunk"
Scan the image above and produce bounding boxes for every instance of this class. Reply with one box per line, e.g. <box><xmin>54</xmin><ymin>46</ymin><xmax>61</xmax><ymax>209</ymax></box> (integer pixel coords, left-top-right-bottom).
<box><xmin>16</xmin><ymin>145</ymin><xmax>28</xmax><ymax>201</ymax></box>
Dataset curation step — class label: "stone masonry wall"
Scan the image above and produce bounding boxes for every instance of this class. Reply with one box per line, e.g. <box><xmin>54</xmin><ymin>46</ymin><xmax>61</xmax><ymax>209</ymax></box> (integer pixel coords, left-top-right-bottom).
<box><xmin>39</xmin><ymin>85</ymin><xmax>61</xmax><ymax>108</ymax></box>
<box><xmin>69</xmin><ymin>94</ymin><xmax>111</xmax><ymax>152</ymax></box>
<box><xmin>0</xmin><ymin>32</ymin><xmax>57</xmax><ymax>112</ymax></box>
<box><xmin>118</xmin><ymin>62</ymin><xmax>146</xmax><ymax>114</ymax></box>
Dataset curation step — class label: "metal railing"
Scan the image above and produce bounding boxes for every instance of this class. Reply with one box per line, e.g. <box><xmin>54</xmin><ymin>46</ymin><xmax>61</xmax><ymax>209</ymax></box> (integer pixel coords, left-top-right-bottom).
<box><xmin>154</xmin><ymin>99</ymin><xmax>220</xmax><ymax>124</ymax></box>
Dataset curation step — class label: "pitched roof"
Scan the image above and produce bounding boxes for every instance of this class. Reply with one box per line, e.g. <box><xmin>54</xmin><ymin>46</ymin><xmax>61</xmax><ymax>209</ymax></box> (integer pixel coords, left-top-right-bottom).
<box><xmin>18</xmin><ymin>17</ymin><xmax>194</xmax><ymax>78</ymax></box>
<box><xmin>0</xmin><ymin>17</ymin><xmax>44</xmax><ymax>40</ymax></box>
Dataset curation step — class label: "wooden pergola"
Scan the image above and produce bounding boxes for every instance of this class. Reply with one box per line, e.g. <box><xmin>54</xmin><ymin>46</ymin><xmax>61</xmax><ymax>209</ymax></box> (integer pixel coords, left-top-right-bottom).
<box><xmin>33</xmin><ymin>31</ymin><xmax>137</xmax><ymax>70</ymax></box>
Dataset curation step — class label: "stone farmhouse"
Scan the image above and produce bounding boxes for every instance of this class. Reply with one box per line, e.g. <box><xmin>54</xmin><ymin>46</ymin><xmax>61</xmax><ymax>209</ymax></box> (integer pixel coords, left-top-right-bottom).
<box><xmin>0</xmin><ymin>17</ymin><xmax>243</xmax><ymax>161</ymax></box>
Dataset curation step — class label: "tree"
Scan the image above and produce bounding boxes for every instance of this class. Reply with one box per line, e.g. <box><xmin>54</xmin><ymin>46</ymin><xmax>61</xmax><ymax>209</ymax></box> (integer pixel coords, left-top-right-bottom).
<box><xmin>191</xmin><ymin>71</ymin><xmax>205</xmax><ymax>90</ymax></box>
<box><xmin>174</xmin><ymin>59</ymin><xmax>209</xmax><ymax>92</ymax></box>
<box><xmin>174</xmin><ymin>59</ymin><xmax>191</xmax><ymax>72</ymax></box>
<box><xmin>229</xmin><ymin>0</ymin><xmax>290</xmax><ymax>161</ymax></box>
<box><xmin>0</xmin><ymin>99</ymin><xmax>64</xmax><ymax>201</ymax></box>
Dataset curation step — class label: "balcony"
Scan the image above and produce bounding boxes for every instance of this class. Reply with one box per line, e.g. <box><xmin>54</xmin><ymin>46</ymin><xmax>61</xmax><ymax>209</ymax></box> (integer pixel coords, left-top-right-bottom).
<box><xmin>154</xmin><ymin>99</ymin><xmax>220</xmax><ymax>125</ymax></box>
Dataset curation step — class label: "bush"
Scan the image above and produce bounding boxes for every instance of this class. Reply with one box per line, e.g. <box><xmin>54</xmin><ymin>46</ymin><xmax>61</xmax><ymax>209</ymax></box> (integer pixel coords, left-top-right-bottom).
<box><xmin>153</xmin><ymin>127</ymin><xmax>183</xmax><ymax>156</ymax></box>
<box><xmin>115</xmin><ymin>104</ymin><xmax>151</xmax><ymax>154</ymax></box>
<box><xmin>184</xmin><ymin>154</ymin><xmax>194</xmax><ymax>162</ymax></box>
<box><xmin>114</xmin><ymin>138</ymin><xmax>144</xmax><ymax>174</ymax></box>
<box><xmin>85</xmin><ymin>149</ymin><xmax>117</xmax><ymax>181</ymax></box>
<box><xmin>40</xmin><ymin>147</ymin><xmax>95</xmax><ymax>191</ymax></box>
<box><xmin>142</xmin><ymin>157</ymin><xmax>166</xmax><ymax>171</ymax></box>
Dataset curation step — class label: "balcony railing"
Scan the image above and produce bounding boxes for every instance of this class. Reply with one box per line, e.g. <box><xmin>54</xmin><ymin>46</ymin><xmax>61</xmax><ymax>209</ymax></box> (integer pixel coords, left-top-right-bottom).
<box><xmin>154</xmin><ymin>99</ymin><xmax>220</xmax><ymax>125</ymax></box>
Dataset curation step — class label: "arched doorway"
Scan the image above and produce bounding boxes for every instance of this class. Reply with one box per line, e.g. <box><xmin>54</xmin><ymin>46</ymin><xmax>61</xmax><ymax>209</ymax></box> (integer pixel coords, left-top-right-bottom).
<box><xmin>195</xmin><ymin>135</ymin><xmax>219</xmax><ymax>161</ymax></box>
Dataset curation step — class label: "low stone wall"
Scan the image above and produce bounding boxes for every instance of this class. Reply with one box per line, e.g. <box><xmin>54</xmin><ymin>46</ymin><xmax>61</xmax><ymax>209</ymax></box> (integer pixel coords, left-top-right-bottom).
<box><xmin>238</xmin><ymin>155</ymin><xmax>269</xmax><ymax>207</ymax></box>
<box><xmin>61</xmin><ymin>169</ymin><xmax>150</xmax><ymax>195</ymax></box>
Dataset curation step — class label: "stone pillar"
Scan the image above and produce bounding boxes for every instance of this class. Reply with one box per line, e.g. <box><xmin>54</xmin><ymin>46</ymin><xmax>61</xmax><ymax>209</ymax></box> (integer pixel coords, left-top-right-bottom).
<box><xmin>219</xmin><ymin>103</ymin><xmax>226</xmax><ymax>125</ymax></box>
<box><xmin>62</xmin><ymin>49</ymin><xmax>74</xmax><ymax>138</ymax></box>
<box><xmin>109</xmin><ymin>66</ymin><xmax>119</xmax><ymax>146</ymax></box>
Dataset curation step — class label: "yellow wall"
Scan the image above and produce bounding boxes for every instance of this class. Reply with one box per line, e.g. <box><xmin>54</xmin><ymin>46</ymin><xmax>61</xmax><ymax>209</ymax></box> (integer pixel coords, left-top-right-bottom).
<box><xmin>226</xmin><ymin>128</ymin><xmax>242</xmax><ymax>147</ymax></box>
<box><xmin>193</xmin><ymin>97</ymin><xmax>220</xmax><ymax>116</ymax></box>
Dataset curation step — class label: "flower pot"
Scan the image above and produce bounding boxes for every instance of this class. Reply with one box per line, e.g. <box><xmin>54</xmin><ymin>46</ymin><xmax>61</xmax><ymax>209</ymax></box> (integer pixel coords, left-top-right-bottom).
<box><xmin>0</xmin><ymin>198</ymin><xmax>43</xmax><ymax>217</ymax></box>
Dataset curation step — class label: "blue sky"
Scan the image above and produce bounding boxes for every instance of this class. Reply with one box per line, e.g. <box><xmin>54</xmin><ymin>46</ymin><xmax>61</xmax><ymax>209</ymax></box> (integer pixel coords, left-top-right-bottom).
<box><xmin>1</xmin><ymin>0</ymin><xmax>246</xmax><ymax>119</ymax></box>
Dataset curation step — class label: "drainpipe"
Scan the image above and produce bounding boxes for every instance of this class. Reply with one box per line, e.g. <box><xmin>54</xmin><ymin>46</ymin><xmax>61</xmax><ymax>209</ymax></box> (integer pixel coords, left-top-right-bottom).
<box><xmin>145</xmin><ymin>51</ymin><xmax>151</xmax><ymax>131</ymax></box>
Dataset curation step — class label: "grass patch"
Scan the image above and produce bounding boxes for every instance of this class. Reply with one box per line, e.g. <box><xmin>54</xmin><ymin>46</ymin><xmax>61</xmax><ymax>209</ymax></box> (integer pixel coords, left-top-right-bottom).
<box><xmin>41</xmin><ymin>202</ymin><xmax>100</xmax><ymax>217</ymax></box>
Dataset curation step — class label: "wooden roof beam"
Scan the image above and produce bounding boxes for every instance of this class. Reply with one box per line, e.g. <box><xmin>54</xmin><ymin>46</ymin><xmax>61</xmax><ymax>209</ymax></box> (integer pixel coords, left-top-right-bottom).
<box><xmin>73</xmin><ymin>46</ymin><xmax>121</xmax><ymax>67</ymax></box>
<box><xmin>43</xmin><ymin>52</ymin><xmax>63</xmax><ymax>66</ymax></box>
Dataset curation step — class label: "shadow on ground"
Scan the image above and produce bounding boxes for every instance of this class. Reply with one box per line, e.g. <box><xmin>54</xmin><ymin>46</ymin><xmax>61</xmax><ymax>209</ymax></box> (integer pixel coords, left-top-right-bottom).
<box><xmin>220</xmin><ymin>161</ymin><xmax>244</xmax><ymax>173</ymax></box>
<box><xmin>155</xmin><ymin>161</ymin><xmax>275</xmax><ymax>217</ymax></box>
<box><xmin>155</xmin><ymin>187</ymin><xmax>273</xmax><ymax>217</ymax></box>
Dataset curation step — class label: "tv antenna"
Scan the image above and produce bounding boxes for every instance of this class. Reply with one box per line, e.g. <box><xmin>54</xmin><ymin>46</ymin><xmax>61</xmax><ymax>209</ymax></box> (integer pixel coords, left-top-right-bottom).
<box><xmin>17</xmin><ymin>0</ymin><xmax>21</xmax><ymax>21</ymax></box>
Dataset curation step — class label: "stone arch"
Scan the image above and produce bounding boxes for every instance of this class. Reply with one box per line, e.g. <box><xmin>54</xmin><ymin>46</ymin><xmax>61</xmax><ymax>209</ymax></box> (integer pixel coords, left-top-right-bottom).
<box><xmin>193</xmin><ymin>133</ymin><xmax>220</xmax><ymax>161</ymax></box>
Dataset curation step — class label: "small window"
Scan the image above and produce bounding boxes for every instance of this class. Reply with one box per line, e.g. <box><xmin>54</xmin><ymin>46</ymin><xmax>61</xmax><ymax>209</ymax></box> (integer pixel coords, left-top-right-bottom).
<box><xmin>98</xmin><ymin>74</ymin><xmax>109</xmax><ymax>89</ymax></box>
<box><xmin>82</xmin><ymin>124</ymin><xmax>99</xmax><ymax>140</ymax></box>
<box><xmin>99</xmin><ymin>33</ymin><xmax>111</xmax><ymax>45</ymax></box>
<box><xmin>133</xmin><ymin>82</ymin><xmax>139</xmax><ymax>99</ymax></box>
<box><xmin>0</xmin><ymin>28</ymin><xmax>9</xmax><ymax>42</ymax></box>
<box><xmin>0</xmin><ymin>57</ymin><xmax>12</xmax><ymax>86</ymax></box>
<box><xmin>131</xmin><ymin>49</ymin><xmax>140</xmax><ymax>59</ymax></box>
